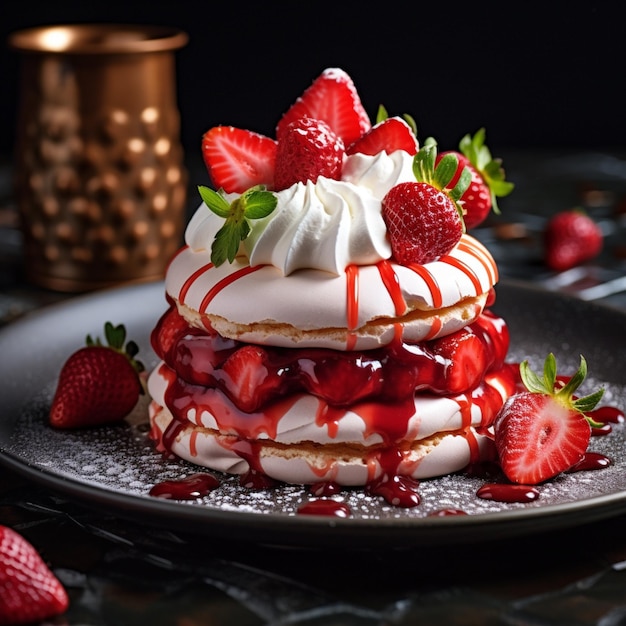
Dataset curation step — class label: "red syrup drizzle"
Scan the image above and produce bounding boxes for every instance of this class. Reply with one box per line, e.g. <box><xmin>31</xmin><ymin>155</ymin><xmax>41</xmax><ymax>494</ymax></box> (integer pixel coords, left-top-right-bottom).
<box><xmin>591</xmin><ymin>423</ymin><xmax>613</xmax><ymax>436</ymax></box>
<box><xmin>345</xmin><ymin>264</ymin><xmax>359</xmax><ymax>350</ymax></box>
<box><xmin>376</xmin><ymin>261</ymin><xmax>406</xmax><ymax>315</ymax></box>
<box><xmin>588</xmin><ymin>406</ymin><xmax>626</xmax><ymax>436</ymax></box>
<box><xmin>309</xmin><ymin>481</ymin><xmax>342</xmax><ymax>496</ymax></box>
<box><xmin>567</xmin><ymin>452</ymin><xmax>612</xmax><ymax>472</ymax></box>
<box><xmin>476</xmin><ymin>483</ymin><xmax>540</xmax><ymax>503</ymax></box>
<box><xmin>365</xmin><ymin>449</ymin><xmax>421</xmax><ymax>508</ymax></box>
<box><xmin>589</xmin><ymin>405</ymin><xmax>625</xmax><ymax>424</ymax></box>
<box><xmin>149</xmin><ymin>472</ymin><xmax>220</xmax><ymax>500</ymax></box>
<box><xmin>367</xmin><ymin>474</ymin><xmax>421</xmax><ymax>508</ymax></box>
<box><xmin>227</xmin><ymin>439</ymin><xmax>281</xmax><ymax>490</ymax></box>
<box><xmin>297</xmin><ymin>499</ymin><xmax>352</xmax><ymax>518</ymax></box>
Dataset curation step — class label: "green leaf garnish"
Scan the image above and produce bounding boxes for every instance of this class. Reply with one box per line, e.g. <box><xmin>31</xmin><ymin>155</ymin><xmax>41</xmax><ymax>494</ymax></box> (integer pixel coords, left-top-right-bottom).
<box><xmin>198</xmin><ymin>185</ymin><xmax>277</xmax><ymax>266</ymax></box>
<box><xmin>458</xmin><ymin>128</ymin><xmax>514</xmax><ymax>215</ymax></box>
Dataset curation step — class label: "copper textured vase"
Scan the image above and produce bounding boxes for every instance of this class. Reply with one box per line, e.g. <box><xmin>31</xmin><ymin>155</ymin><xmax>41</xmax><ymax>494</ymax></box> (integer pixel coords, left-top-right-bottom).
<box><xmin>9</xmin><ymin>24</ymin><xmax>189</xmax><ymax>292</ymax></box>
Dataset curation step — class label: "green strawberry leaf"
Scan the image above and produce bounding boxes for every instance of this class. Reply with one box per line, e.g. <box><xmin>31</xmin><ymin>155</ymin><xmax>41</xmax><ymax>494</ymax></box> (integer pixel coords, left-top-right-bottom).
<box><xmin>412</xmin><ymin>138</ymin><xmax>470</xmax><ymax>223</ymax></box>
<box><xmin>85</xmin><ymin>322</ymin><xmax>145</xmax><ymax>375</ymax></box>
<box><xmin>520</xmin><ymin>353</ymin><xmax>604</xmax><ymax>418</ymax></box>
<box><xmin>459</xmin><ymin>128</ymin><xmax>515</xmax><ymax>215</ymax></box>
<box><xmin>102</xmin><ymin>321</ymin><xmax>126</xmax><ymax>350</ymax></box>
<box><xmin>198</xmin><ymin>184</ymin><xmax>277</xmax><ymax>266</ymax></box>
<box><xmin>403</xmin><ymin>113</ymin><xmax>417</xmax><ymax>137</ymax></box>
<box><xmin>433</xmin><ymin>153</ymin><xmax>458</xmax><ymax>189</ymax></box>
<box><xmin>575</xmin><ymin>389</ymin><xmax>605</xmax><ymax>415</ymax></box>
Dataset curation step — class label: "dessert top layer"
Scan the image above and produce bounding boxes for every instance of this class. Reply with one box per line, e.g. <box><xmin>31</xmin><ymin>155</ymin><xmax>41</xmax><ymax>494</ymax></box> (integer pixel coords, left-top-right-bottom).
<box><xmin>189</xmin><ymin>150</ymin><xmax>416</xmax><ymax>276</ymax></box>
<box><xmin>165</xmin><ymin>230</ymin><xmax>497</xmax><ymax>349</ymax></box>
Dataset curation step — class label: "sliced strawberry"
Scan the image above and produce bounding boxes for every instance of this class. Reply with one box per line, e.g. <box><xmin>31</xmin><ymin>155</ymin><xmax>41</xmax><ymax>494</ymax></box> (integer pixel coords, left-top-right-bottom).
<box><xmin>430</xmin><ymin>328</ymin><xmax>488</xmax><ymax>394</ymax></box>
<box><xmin>274</xmin><ymin>118</ymin><xmax>345</xmax><ymax>190</ymax></box>
<box><xmin>276</xmin><ymin>67</ymin><xmax>371</xmax><ymax>146</ymax></box>
<box><xmin>219</xmin><ymin>345</ymin><xmax>280</xmax><ymax>413</ymax></box>
<box><xmin>494</xmin><ymin>354</ymin><xmax>604</xmax><ymax>484</ymax></box>
<box><xmin>151</xmin><ymin>305</ymin><xmax>190</xmax><ymax>361</ymax></box>
<box><xmin>346</xmin><ymin>116</ymin><xmax>418</xmax><ymax>156</ymax></box>
<box><xmin>302</xmin><ymin>353</ymin><xmax>383</xmax><ymax>406</ymax></box>
<box><xmin>0</xmin><ymin>526</ymin><xmax>69</xmax><ymax>625</ymax></box>
<box><xmin>49</xmin><ymin>322</ymin><xmax>144</xmax><ymax>429</ymax></box>
<box><xmin>201</xmin><ymin>126</ymin><xmax>277</xmax><ymax>193</ymax></box>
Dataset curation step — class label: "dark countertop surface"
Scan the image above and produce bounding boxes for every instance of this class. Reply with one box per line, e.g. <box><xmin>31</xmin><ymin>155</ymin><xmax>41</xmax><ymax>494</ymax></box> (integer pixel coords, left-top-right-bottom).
<box><xmin>1</xmin><ymin>150</ymin><xmax>626</xmax><ymax>625</ymax></box>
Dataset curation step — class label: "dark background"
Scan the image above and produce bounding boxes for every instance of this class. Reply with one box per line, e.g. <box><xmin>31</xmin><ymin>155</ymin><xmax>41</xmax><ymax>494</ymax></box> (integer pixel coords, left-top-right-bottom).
<box><xmin>1</xmin><ymin>1</ymin><xmax>625</xmax><ymax>169</ymax></box>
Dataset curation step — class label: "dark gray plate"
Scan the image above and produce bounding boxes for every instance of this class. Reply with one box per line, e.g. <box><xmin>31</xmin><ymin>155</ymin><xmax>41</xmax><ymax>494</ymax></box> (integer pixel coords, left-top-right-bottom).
<box><xmin>0</xmin><ymin>279</ymin><xmax>625</xmax><ymax>550</ymax></box>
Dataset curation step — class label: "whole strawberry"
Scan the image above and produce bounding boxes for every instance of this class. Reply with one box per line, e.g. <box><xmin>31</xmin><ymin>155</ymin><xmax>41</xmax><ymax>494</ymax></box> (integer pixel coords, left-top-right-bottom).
<box><xmin>437</xmin><ymin>128</ymin><xmax>514</xmax><ymax>229</ymax></box>
<box><xmin>544</xmin><ymin>208</ymin><xmax>603</xmax><ymax>271</ymax></box>
<box><xmin>382</xmin><ymin>139</ymin><xmax>470</xmax><ymax>265</ymax></box>
<box><xmin>274</xmin><ymin>117</ymin><xmax>345</xmax><ymax>191</ymax></box>
<box><xmin>0</xmin><ymin>525</ymin><xmax>69</xmax><ymax>625</ymax></box>
<box><xmin>50</xmin><ymin>322</ymin><xmax>144</xmax><ymax>428</ymax></box>
<box><xmin>494</xmin><ymin>353</ymin><xmax>604</xmax><ymax>484</ymax></box>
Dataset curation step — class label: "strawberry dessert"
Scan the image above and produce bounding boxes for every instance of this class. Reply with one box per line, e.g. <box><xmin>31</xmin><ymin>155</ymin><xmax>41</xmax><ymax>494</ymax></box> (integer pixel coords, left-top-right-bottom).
<box><xmin>145</xmin><ymin>67</ymin><xmax>528</xmax><ymax>490</ymax></box>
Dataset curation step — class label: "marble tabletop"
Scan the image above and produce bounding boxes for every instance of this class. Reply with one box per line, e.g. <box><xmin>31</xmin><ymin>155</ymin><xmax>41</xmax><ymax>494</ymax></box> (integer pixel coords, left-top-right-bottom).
<box><xmin>1</xmin><ymin>151</ymin><xmax>626</xmax><ymax>625</ymax></box>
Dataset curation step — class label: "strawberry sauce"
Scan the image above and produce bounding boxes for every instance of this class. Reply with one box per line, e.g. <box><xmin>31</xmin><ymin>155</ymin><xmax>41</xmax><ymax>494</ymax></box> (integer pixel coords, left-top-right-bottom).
<box><xmin>476</xmin><ymin>483</ymin><xmax>540</xmax><ymax>503</ymax></box>
<box><xmin>152</xmin><ymin>307</ymin><xmax>512</xmax><ymax>416</ymax></box>
<box><xmin>149</xmin><ymin>472</ymin><xmax>220</xmax><ymax>499</ymax></box>
<box><xmin>297</xmin><ymin>500</ymin><xmax>352</xmax><ymax>517</ymax></box>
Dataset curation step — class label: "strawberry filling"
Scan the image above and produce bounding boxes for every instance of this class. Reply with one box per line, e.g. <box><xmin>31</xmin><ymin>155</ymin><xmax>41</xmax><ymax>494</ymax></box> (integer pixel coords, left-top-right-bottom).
<box><xmin>151</xmin><ymin>305</ymin><xmax>511</xmax><ymax>415</ymax></box>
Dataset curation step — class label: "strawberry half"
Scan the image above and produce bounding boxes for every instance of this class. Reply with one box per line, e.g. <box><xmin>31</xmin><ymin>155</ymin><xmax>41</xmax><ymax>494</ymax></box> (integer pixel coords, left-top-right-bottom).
<box><xmin>219</xmin><ymin>345</ymin><xmax>281</xmax><ymax>413</ymax></box>
<box><xmin>494</xmin><ymin>353</ymin><xmax>604</xmax><ymax>484</ymax></box>
<box><xmin>201</xmin><ymin>126</ymin><xmax>277</xmax><ymax>193</ymax></box>
<box><xmin>49</xmin><ymin>322</ymin><xmax>145</xmax><ymax>429</ymax></box>
<box><xmin>347</xmin><ymin>115</ymin><xmax>418</xmax><ymax>157</ymax></box>
<box><xmin>430</xmin><ymin>328</ymin><xmax>489</xmax><ymax>394</ymax></box>
<box><xmin>0</xmin><ymin>525</ymin><xmax>69</xmax><ymax>625</ymax></box>
<box><xmin>274</xmin><ymin>117</ymin><xmax>345</xmax><ymax>191</ymax></box>
<box><xmin>544</xmin><ymin>208</ymin><xmax>603</xmax><ymax>271</ymax></box>
<box><xmin>276</xmin><ymin>67</ymin><xmax>371</xmax><ymax>146</ymax></box>
<box><xmin>151</xmin><ymin>304</ymin><xmax>192</xmax><ymax>361</ymax></box>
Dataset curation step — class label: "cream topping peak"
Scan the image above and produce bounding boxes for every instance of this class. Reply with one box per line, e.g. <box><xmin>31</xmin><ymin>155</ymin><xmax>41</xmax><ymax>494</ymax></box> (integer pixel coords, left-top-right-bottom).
<box><xmin>186</xmin><ymin>150</ymin><xmax>417</xmax><ymax>275</ymax></box>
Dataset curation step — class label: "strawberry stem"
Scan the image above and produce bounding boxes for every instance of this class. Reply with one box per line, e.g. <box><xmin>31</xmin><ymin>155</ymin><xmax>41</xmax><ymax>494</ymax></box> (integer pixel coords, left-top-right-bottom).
<box><xmin>412</xmin><ymin>138</ymin><xmax>471</xmax><ymax>226</ymax></box>
<box><xmin>86</xmin><ymin>322</ymin><xmax>145</xmax><ymax>375</ymax></box>
<box><xmin>458</xmin><ymin>128</ymin><xmax>514</xmax><ymax>215</ymax></box>
<box><xmin>519</xmin><ymin>353</ymin><xmax>604</xmax><ymax>419</ymax></box>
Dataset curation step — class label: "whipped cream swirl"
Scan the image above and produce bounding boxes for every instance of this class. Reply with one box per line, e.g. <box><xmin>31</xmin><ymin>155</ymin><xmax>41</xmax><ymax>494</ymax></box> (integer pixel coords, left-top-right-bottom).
<box><xmin>185</xmin><ymin>150</ymin><xmax>417</xmax><ymax>275</ymax></box>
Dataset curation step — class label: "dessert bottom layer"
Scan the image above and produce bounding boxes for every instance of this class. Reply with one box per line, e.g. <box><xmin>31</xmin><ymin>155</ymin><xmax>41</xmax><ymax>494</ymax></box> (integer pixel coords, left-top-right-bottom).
<box><xmin>147</xmin><ymin>361</ymin><xmax>518</xmax><ymax>486</ymax></box>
